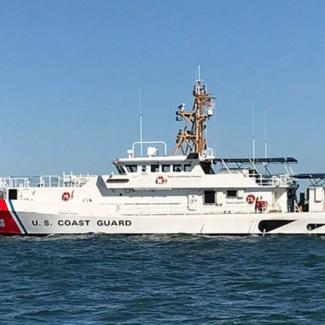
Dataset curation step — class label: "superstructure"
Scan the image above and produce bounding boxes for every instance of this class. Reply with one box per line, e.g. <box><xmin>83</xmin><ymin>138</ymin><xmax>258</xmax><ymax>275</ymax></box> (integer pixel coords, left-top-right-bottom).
<box><xmin>0</xmin><ymin>78</ymin><xmax>324</xmax><ymax>235</ymax></box>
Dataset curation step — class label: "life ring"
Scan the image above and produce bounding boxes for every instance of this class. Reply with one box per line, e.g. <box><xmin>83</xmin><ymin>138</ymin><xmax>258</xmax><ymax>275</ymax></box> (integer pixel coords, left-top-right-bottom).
<box><xmin>246</xmin><ymin>194</ymin><xmax>255</xmax><ymax>204</ymax></box>
<box><xmin>62</xmin><ymin>192</ymin><xmax>71</xmax><ymax>201</ymax></box>
<box><xmin>156</xmin><ymin>176</ymin><xmax>167</xmax><ymax>185</ymax></box>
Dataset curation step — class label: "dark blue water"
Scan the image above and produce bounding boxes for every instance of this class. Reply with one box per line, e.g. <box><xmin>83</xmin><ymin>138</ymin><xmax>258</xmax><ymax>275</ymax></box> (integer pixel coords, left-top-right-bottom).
<box><xmin>1</xmin><ymin>235</ymin><xmax>325</xmax><ymax>324</ymax></box>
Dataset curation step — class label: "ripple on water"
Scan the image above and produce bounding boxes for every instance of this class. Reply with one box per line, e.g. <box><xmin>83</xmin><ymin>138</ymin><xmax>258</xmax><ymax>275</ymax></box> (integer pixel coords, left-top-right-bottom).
<box><xmin>0</xmin><ymin>235</ymin><xmax>325</xmax><ymax>323</ymax></box>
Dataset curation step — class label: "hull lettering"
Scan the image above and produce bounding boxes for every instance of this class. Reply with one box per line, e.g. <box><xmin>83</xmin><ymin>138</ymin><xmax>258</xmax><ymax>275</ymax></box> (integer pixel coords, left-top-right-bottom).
<box><xmin>97</xmin><ymin>220</ymin><xmax>132</xmax><ymax>227</ymax></box>
<box><xmin>58</xmin><ymin>220</ymin><xmax>90</xmax><ymax>227</ymax></box>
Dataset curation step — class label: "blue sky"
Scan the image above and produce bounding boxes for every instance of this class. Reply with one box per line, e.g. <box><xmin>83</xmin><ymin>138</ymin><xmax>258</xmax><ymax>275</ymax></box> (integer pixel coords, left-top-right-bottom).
<box><xmin>0</xmin><ymin>0</ymin><xmax>324</xmax><ymax>175</ymax></box>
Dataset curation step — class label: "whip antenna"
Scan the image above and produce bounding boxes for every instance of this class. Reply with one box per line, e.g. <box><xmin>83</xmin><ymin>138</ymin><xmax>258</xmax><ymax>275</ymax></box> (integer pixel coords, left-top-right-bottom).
<box><xmin>138</xmin><ymin>88</ymin><xmax>143</xmax><ymax>156</ymax></box>
<box><xmin>264</xmin><ymin>110</ymin><xmax>268</xmax><ymax>158</ymax></box>
<box><xmin>251</xmin><ymin>104</ymin><xmax>256</xmax><ymax>162</ymax></box>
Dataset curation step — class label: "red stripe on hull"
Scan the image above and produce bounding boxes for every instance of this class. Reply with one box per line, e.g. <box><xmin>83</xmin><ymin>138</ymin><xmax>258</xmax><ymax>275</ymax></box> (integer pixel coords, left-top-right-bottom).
<box><xmin>0</xmin><ymin>200</ymin><xmax>22</xmax><ymax>235</ymax></box>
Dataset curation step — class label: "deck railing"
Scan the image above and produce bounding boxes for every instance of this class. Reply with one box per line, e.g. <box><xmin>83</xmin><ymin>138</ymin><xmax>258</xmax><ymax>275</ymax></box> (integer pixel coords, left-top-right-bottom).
<box><xmin>252</xmin><ymin>174</ymin><xmax>291</xmax><ymax>187</ymax></box>
<box><xmin>0</xmin><ymin>173</ymin><xmax>91</xmax><ymax>189</ymax></box>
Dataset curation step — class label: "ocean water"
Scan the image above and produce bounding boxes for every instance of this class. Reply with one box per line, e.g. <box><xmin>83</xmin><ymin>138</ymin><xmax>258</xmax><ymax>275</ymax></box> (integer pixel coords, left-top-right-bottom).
<box><xmin>1</xmin><ymin>235</ymin><xmax>325</xmax><ymax>324</ymax></box>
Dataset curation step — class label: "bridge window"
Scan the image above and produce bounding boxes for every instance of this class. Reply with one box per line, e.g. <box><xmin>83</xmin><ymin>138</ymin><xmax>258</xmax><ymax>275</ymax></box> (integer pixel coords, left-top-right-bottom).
<box><xmin>173</xmin><ymin>164</ymin><xmax>182</xmax><ymax>172</ymax></box>
<box><xmin>115</xmin><ymin>165</ymin><xmax>126</xmax><ymax>175</ymax></box>
<box><xmin>184</xmin><ymin>164</ymin><xmax>192</xmax><ymax>172</ymax></box>
<box><xmin>162</xmin><ymin>164</ymin><xmax>170</xmax><ymax>172</ymax></box>
<box><xmin>126</xmin><ymin>165</ymin><xmax>137</xmax><ymax>173</ymax></box>
<box><xmin>151</xmin><ymin>165</ymin><xmax>159</xmax><ymax>173</ymax></box>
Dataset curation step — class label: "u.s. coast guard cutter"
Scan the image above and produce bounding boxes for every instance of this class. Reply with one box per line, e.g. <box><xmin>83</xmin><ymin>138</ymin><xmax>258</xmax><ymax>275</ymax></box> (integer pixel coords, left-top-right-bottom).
<box><xmin>0</xmin><ymin>78</ymin><xmax>325</xmax><ymax>235</ymax></box>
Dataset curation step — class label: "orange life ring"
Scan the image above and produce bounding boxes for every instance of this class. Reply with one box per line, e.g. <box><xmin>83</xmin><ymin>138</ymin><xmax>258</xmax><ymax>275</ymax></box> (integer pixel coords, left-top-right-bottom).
<box><xmin>246</xmin><ymin>194</ymin><xmax>255</xmax><ymax>204</ymax></box>
<box><xmin>62</xmin><ymin>192</ymin><xmax>71</xmax><ymax>201</ymax></box>
<box><xmin>156</xmin><ymin>176</ymin><xmax>167</xmax><ymax>185</ymax></box>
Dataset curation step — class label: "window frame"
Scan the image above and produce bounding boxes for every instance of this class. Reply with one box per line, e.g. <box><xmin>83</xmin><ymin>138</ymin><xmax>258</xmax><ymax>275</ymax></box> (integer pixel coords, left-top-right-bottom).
<box><xmin>151</xmin><ymin>164</ymin><xmax>160</xmax><ymax>173</ymax></box>
<box><xmin>184</xmin><ymin>164</ymin><xmax>192</xmax><ymax>172</ymax></box>
<box><xmin>162</xmin><ymin>164</ymin><xmax>171</xmax><ymax>172</ymax></box>
<box><xmin>173</xmin><ymin>164</ymin><xmax>182</xmax><ymax>172</ymax></box>
<box><xmin>115</xmin><ymin>165</ymin><xmax>126</xmax><ymax>175</ymax></box>
<box><xmin>125</xmin><ymin>165</ymin><xmax>138</xmax><ymax>173</ymax></box>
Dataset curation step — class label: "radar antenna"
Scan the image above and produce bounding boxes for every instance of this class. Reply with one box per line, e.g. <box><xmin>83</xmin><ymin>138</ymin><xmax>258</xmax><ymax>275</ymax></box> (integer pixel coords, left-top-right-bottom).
<box><xmin>173</xmin><ymin>78</ymin><xmax>215</xmax><ymax>156</ymax></box>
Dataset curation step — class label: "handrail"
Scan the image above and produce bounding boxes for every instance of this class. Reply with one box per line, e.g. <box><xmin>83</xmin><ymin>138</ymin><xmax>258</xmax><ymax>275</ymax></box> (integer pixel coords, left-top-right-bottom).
<box><xmin>0</xmin><ymin>174</ymin><xmax>91</xmax><ymax>189</ymax></box>
<box><xmin>132</xmin><ymin>141</ymin><xmax>167</xmax><ymax>156</ymax></box>
<box><xmin>0</xmin><ymin>177</ymin><xmax>30</xmax><ymax>188</ymax></box>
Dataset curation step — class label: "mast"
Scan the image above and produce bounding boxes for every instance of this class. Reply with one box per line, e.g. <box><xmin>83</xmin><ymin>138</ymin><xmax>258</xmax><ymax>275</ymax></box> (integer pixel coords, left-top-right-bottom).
<box><xmin>173</xmin><ymin>78</ymin><xmax>215</xmax><ymax>156</ymax></box>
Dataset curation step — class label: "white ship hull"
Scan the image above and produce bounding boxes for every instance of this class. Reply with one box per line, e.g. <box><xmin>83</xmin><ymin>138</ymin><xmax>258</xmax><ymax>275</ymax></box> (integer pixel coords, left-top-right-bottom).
<box><xmin>2</xmin><ymin>200</ymin><xmax>325</xmax><ymax>235</ymax></box>
<box><xmin>1</xmin><ymin>79</ymin><xmax>324</xmax><ymax>237</ymax></box>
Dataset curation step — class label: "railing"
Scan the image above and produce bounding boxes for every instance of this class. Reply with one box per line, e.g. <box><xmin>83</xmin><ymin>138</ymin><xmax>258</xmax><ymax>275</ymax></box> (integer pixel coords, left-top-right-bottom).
<box><xmin>38</xmin><ymin>175</ymin><xmax>64</xmax><ymax>187</ymax></box>
<box><xmin>0</xmin><ymin>173</ymin><xmax>91</xmax><ymax>189</ymax></box>
<box><xmin>131</xmin><ymin>141</ymin><xmax>167</xmax><ymax>157</ymax></box>
<box><xmin>250</xmin><ymin>174</ymin><xmax>292</xmax><ymax>187</ymax></box>
<box><xmin>0</xmin><ymin>177</ymin><xmax>30</xmax><ymax>188</ymax></box>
